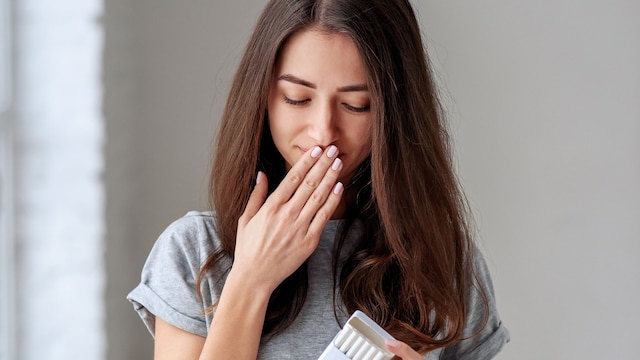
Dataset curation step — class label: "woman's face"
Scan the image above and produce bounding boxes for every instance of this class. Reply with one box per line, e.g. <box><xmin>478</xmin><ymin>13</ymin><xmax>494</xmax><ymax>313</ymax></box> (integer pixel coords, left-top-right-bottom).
<box><xmin>268</xmin><ymin>29</ymin><xmax>372</xmax><ymax>185</ymax></box>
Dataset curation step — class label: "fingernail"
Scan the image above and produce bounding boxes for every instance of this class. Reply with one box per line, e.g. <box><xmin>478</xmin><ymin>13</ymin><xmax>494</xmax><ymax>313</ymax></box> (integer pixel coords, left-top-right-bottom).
<box><xmin>311</xmin><ymin>146</ymin><xmax>322</xmax><ymax>158</ymax></box>
<box><xmin>331</xmin><ymin>158</ymin><xmax>342</xmax><ymax>171</ymax></box>
<box><xmin>326</xmin><ymin>145</ymin><xmax>338</xmax><ymax>158</ymax></box>
<box><xmin>256</xmin><ymin>171</ymin><xmax>263</xmax><ymax>184</ymax></box>
<box><xmin>386</xmin><ymin>339</ymin><xmax>400</xmax><ymax>349</ymax></box>
<box><xmin>333</xmin><ymin>182</ymin><xmax>344</xmax><ymax>195</ymax></box>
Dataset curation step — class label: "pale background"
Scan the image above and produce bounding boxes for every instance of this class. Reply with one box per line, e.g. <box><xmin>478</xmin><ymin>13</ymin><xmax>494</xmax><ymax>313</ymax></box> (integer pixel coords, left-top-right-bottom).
<box><xmin>11</xmin><ymin>0</ymin><xmax>636</xmax><ymax>359</ymax></box>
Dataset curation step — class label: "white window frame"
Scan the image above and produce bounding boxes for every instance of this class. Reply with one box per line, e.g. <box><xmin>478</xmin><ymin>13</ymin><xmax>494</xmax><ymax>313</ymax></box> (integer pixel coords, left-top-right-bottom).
<box><xmin>0</xmin><ymin>0</ymin><xmax>15</xmax><ymax>359</ymax></box>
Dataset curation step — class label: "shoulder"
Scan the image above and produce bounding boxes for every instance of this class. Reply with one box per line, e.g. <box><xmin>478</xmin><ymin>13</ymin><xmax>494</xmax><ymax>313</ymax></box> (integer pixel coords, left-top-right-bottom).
<box><xmin>153</xmin><ymin>211</ymin><xmax>221</xmax><ymax>265</ymax></box>
<box><xmin>161</xmin><ymin>211</ymin><xmax>218</xmax><ymax>242</ymax></box>
<box><xmin>137</xmin><ymin>211</ymin><xmax>229</xmax><ymax>283</ymax></box>
<box><xmin>127</xmin><ymin>211</ymin><xmax>225</xmax><ymax>338</ymax></box>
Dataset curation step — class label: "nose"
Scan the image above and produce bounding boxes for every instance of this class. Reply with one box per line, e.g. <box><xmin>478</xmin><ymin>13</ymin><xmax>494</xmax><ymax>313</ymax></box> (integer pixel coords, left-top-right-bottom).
<box><xmin>307</xmin><ymin>102</ymin><xmax>338</xmax><ymax>147</ymax></box>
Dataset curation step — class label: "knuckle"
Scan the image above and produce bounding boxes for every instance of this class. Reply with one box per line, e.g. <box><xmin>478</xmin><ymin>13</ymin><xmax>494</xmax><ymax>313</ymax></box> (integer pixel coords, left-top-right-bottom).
<box><xmin>314</xmin><ymin>209</ymin><xmax>330</xmax><ymax>224</ymax></box>
<box><xmin>303</xmin><ymin>177</ymin><xmax>318</xmax><ymax>189</ymax></box>
<box><xmin>288</xmin><ymin>172</ymin><xmax>302</xmax><ymax>185</ymax></box>
<box><xmin>303</xmin><ymin>233</ymin><xmax>320</xmax><ymax>249</ymax></box>
<box><xmin>262</xmin><ymin>201</ymin><xmax>277</xmax><ymax>215</ymax></box>
<box><xmin>282</xmin><ymin>205</ymin><xmax>298</xmax><ymax>219</ymax></box>
<box><xmin>309</xmin><ymin>191</ymin><xmax>324</xmax><ymax>205</ymax></box>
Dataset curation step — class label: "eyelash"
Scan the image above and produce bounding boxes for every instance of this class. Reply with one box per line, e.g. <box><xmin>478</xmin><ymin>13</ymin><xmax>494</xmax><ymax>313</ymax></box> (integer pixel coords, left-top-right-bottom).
<box><xmin>282</xmin><ymin>97</ymin><xmax>309</xmax><ymax>106</ymax></box>
<box><xmin>345</xmin><ymin>104</ymin><xmax>371</xmax><ymax>113</ymax></box>
<box><xmin>282</xmin><ymin>96</ymin><xmax>370</xmax><ymax>113</ymax></box>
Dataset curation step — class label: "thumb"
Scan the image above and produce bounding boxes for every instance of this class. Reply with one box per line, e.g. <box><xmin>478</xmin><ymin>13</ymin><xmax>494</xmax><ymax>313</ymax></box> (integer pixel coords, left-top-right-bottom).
<box><xmin>385</xmin><ymin>339</ymin><xmax>421</xmax><ymax>359</ymax></box>
<box><xmin>239</xmin><ymin>171</ymin><xmax>268</xmax><ymax>227</ymax></box>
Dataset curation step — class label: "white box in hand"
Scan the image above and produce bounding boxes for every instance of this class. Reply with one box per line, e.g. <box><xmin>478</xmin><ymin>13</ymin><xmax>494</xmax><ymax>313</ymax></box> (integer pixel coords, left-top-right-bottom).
<box><xmin>318</xmin><ymin>310</ymin><xmax>395</xmax><ymax>360</ymax></box>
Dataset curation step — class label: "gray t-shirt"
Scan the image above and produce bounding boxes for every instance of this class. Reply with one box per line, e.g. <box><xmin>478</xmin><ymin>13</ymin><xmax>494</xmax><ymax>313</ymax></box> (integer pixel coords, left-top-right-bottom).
<box><xmin>127</xmin><ymin>211</ymin><xmax>509</xmax><ymax>359</ymax></box>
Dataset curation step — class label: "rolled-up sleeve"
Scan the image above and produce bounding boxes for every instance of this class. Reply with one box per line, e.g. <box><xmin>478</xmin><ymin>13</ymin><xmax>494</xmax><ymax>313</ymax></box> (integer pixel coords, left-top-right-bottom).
<box><xmin>127</xmin><ymin>215</ymin><xmax>209</xmax><ymax>338</ymax></box>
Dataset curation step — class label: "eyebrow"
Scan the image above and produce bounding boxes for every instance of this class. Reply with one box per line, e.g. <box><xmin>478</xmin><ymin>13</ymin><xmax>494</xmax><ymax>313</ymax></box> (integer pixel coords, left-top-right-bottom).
<box><xmin>277</xmin><ymin>74</ymin><xmax>368</xmax><ymax>92</ymax></box>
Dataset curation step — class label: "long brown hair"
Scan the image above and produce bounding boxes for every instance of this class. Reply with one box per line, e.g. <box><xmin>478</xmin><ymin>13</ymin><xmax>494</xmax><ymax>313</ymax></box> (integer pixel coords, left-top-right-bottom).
<box><xmin>199</xmin><ymin>0</ymin><xmax>485</xmax><ymax>352</ymax></box>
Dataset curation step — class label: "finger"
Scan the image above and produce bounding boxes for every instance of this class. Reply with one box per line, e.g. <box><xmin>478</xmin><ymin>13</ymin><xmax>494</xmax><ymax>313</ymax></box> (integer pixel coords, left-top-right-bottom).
<box><xmin>238</xmin><ymin>171</ymin><xmax>268</xmax><ymax>227</ymax></box>
<box><xmin>297</xmin><ymin>156</ymin><xmax>342</xmax><ymax>223</ymax></box>
<box><xmin>286</xmin><ymin>145</ymin><xmax>340</xmax><ymax>215</ymax></box>
<box><xmin>385</xmin><ymin>339</ymin><xmax>422</xmax><ymax>360</ymax></box>
<box><xmin>305</xmin><ymin>181</ymin><xmax>343</xmax><ymax>239</ymax></box>
<box><xmin>268</xmin><ymin>146</ymin><xmax>323</xmax><ymax>204</ymax></box>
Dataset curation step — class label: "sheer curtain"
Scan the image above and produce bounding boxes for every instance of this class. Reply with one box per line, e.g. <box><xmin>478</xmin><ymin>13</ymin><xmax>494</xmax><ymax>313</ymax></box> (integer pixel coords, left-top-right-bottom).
<box><xmin>5</xmin><ymin>0</ymin><xmax>105</xmax><ymax>359</ymax></box>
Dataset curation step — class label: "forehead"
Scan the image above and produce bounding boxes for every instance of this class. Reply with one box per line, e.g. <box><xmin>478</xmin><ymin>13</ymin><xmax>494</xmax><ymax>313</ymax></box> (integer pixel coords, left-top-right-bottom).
<box><xmin>275</xmin><ymin>29</ymin><xmax>368</xmax><ymax>85</ymax></box>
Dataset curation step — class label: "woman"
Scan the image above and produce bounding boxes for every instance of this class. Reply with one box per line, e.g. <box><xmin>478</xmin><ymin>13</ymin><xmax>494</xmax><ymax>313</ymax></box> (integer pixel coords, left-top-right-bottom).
<box><xmin>128</xmin><ymin>0</ymin><xmax>509</xmax><ymax>359</ymax></box>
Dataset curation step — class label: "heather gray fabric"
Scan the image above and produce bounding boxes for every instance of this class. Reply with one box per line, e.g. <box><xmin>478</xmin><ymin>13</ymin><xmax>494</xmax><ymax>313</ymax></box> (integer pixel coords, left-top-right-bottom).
<box><xmin>127</xmin><ymin>211</ymin><xmax>509</xmax><ymax>359</ymax></box>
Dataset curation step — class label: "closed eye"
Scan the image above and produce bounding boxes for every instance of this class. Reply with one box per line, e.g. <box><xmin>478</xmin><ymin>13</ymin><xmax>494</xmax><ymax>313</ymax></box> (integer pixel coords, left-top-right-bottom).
<box><xmin>282</xmin><ymin>96</ymin><xmax>310</xmax><ymax>106</ymax></box>
<box><xmin>344</xmin><ymin>103</ymin><xmax>370</xmax><ymax>113</ymax></box>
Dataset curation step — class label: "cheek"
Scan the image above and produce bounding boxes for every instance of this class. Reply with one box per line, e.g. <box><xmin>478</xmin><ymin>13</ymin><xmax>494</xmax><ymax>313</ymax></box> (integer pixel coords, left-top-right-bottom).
<box><xmin>348</xmin><ymin>123</ymin><xmax>372</xmax><ymax>155</ymax></box>
<box><xmin>268</xmin><ymin>109</ymin><xmax>297</xmax><ymax>143</ymax></box>
<box><xmin>267</xmin><ymin>100</ymin><xmax>289</xmax><ymax>139</ymax></box>
<box><xmin>340</xmin><ymin>126</ymin><xmax>372</xmax><ymax>174</ymax></box>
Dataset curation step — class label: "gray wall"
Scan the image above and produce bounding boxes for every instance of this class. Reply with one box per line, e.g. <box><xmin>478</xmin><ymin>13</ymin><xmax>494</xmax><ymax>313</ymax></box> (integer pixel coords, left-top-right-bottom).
<box><xmin>103</xmin><ymin>1</ymin><xmax>640</xmax><ymax>359</ymax></box>
<box><xmin>103</xmin><ymin>1</ymin><xmax>268</xmax><ymax>359</ymax></box>
<box><xmin>418</xmin><ymin>1</ymin><xmax>640</xmax><ymax>359</ymax></box>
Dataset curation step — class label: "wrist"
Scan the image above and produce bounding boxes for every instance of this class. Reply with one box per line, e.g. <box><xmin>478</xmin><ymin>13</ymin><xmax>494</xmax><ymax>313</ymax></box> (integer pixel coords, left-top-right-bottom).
<box><xmin>225</xmin><ymin>267</ymin><xmax>275</xmax><ymax>302</ymax></box>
